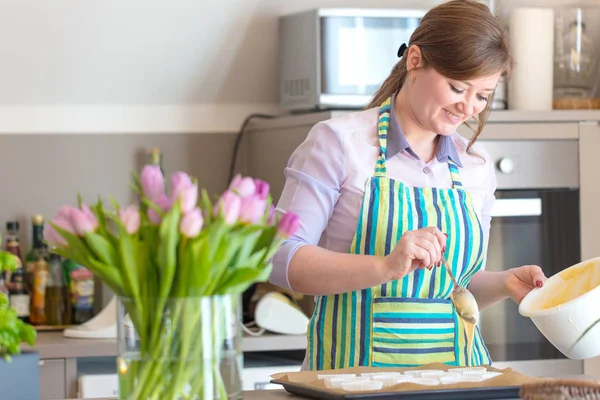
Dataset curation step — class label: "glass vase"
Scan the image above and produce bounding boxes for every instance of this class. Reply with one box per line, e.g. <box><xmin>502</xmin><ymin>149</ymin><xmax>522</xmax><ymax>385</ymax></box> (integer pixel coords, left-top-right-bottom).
<box><xmin>116</xmin><ymin>295</ymin><xmax>243</xmax><ymax>400</ymax></box>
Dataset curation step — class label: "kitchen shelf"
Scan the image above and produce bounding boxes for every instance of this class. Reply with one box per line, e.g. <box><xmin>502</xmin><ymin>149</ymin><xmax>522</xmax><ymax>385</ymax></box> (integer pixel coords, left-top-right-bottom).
<box><xmin>247</xmin><ymin>109</ymin><xmax>600</xmax><ymax>134</ymax></box>
<box><xmin>23</xmin><ymin>331</ymin><xmax>307</xmax><ymax>359</ymax></box>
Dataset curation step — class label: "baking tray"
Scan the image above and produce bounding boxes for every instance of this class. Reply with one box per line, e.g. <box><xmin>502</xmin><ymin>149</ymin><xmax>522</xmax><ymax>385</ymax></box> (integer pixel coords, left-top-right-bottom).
<box><xmin>270</xmin><ymin>379</ymin><xmax>521</xmax><ymax>400</ymax></box>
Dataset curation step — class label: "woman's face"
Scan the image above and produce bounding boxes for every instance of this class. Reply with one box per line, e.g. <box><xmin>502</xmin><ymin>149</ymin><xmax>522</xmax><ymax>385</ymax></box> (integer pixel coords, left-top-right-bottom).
<box><xmin>405</xmin><ymin>48</ymin><xmax>501</xmax><ymax>135</ymax></box>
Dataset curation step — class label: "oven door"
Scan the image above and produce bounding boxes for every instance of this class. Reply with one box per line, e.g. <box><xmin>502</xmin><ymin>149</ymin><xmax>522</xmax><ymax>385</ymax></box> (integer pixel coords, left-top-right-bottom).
<box><xmin>483</xmin><ymin>190</ymin><xmax>580</xmax><ymax>356</ymax></box>
<box><xmin>479</xmin><ymin>139</ymin><xmax>583</xmax><ymax>376</ymax></box>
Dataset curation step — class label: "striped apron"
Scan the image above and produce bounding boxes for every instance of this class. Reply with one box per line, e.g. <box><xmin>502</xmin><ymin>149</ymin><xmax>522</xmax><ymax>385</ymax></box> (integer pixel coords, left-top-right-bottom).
<box><xmin>306</xmin><ymin>96</ymin><xmax>492</xmax><ymax>370</ymax></box>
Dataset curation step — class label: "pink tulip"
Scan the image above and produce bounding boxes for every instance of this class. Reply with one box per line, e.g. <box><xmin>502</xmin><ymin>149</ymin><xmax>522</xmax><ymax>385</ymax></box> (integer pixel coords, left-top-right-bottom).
<box><xmin>266</xmin><ymin>205</ymin><xmax>275</xmax><ymax>225</ymax></box>
<box><xmin>44</xmin><ymin>224</ymin><xmax>67</xmax><ymax>246</ymax></box>
<box><xmin>141</xmin><ymin>165</ymin><xmax>165</xmax><ymax>200</ymax></box>
<box><xmin>147</xmin><ymin>193</ymin><xmax>171</xmax><ymax>224</ymax></box>
<box><xmin>180</xmin><ymin>207</ymin><xmax>203</xmax><ymax>238</ymax></box>
<box><xmin>215</xmin><ymin>190</ymin><xmax>242</xmax><ymax>225</ymax></box>
<box><xmin>239</xmin><ymin>196</ymin><xmax>267</xmax><ymax>224</ymax></box>
<box><xmin>119</xmin><ymin>205</ymin><xmax>141</xmax><ymax>234</ymax></box>
<box><xmin>277</xmin><ymin>211</ymin><xmax>300</xmax><ymax>238</ymax></box>
<box><xmin>53</xmin><ymin>205</ymin><xmax>76</xmax><ymax>234</ymax></box>
<box><xmin>170</xmin><ymin>172</ymin><xmax>198</xmax><ymax>214</ymax></box>
<box><xmin>70</xmin><ymin>205</ymin><xmax>99</xmax><ymax>236</ymax></box>
<box><xmin>229</xmin><ymin>174</ymin><xmax>256</xmax><ymax>198</ymax></box>
<box><xmin>254</xmin><ymin>179</ymin><xmax>270</xmax><ymax>200</ymax></box>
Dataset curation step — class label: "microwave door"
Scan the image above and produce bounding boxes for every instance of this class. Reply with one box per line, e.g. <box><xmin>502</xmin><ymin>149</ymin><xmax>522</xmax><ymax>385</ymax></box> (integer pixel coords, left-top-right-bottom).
<box><xmin>320</xmin><ymin>15</ymin><xmax>420</xmax><ymax>107</ymax></box>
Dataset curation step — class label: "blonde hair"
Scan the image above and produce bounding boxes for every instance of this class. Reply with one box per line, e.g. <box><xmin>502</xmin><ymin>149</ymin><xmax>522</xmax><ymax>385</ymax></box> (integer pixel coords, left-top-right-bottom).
<box><xmin>368</xmin><ymin>0</ymin><xmax>514</xmax><ymax>155</ymax></box>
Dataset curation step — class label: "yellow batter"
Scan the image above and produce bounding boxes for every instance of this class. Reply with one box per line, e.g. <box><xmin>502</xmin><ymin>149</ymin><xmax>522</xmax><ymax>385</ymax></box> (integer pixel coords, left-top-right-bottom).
<box><xmin>541</xmin><ymin>261</ymin><xmax>600</xmax><ymax>310</ymax></box>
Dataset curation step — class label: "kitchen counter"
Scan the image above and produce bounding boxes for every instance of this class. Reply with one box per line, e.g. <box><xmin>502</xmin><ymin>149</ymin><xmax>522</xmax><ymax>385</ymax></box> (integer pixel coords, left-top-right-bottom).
<box><xmin>23</xmin><ymin>331</ymin><xmax>308</xmax><ymax>359</ymax></box>
<box><xmin>64</xmin><ymin>391</ymin><xmax>296</xmax><ymax>399</ymax></box>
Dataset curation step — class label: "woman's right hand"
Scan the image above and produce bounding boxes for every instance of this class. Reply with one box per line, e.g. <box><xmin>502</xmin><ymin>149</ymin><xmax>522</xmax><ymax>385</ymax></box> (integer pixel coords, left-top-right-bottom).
<box><xmin>383</xmin><ymin>227</ymin><xmax>447</xmax><ymax>281</ymax></box>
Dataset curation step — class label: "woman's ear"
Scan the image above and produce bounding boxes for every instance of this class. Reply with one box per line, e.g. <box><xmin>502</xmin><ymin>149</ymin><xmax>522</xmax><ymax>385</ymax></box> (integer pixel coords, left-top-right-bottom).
<box><xmin>405</xmin><ymin>45</ymin><xmax>424</xmax><ymax>72</ymax></box>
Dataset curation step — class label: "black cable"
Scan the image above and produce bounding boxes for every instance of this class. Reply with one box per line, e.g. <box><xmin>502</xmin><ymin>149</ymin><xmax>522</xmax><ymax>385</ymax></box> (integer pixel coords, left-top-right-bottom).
<box><xmin>228</xmin><ymin>113</ymin><xmax>277</xmax><ymax>183</ymax></box>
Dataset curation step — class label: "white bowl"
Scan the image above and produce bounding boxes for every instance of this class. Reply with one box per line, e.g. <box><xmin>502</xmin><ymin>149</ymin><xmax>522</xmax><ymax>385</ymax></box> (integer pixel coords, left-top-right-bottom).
<box><xmin>519</xmin><ymin>257</ymin><xmax>600</xmax><ymax>359</ymax></box>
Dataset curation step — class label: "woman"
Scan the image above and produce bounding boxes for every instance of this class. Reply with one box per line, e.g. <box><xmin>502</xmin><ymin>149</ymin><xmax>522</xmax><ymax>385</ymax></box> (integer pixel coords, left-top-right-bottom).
<box><xmin>270</xmin><ymin>0</ymin><xmax>546</xmax><ymax>370</ymax></box>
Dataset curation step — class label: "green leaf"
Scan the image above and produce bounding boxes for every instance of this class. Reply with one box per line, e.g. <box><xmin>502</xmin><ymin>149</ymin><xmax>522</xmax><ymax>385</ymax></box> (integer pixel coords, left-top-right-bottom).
<box><xmin>77</xmin><ymin>192</ymin><xmax>83</xmax><ymax>209</ymax></box>
<box><xmin>50</xmin><ymin>223</ymin><xmax>95</xmax><ymax>266</ymax></box>
<box><xmin>115</xmin><ymin>222</ymin><xmax>141</xmax><ymax>302</ymax></box>
<box><xmin>200</xmin><ymin>189</ymin><xmax>213</xmax><ymax>225</ymax></box>
<box><xmin>251</xmin><ymin>226</ymin><xmax>278</xmax><ymax>255</ymax></box>
<box><xmin>108</xmin><ymin>196</ymin><xmax>121</xmax><ymax>217</ymax></box>
<box><xmin>229</xmin><ymin>230</ymin><xmax>262</xmax><ymax>268</ymax></box>
<box><xmin>185</xmin><ymin>237</ymin><xmax>211</xmax><ymax>296</ymax></box>
<box><xmin>216</xmin><ymin>265</ymin><xmax>273</xmax><ymax>295</ymax></box>
<box><xmin>156</xmin><ymin>203</ymin><xmax>181</xmax><ymax>299</ymax></box>
<box><xmin>84</xmin><ymin>232</ymin><xmax>119</xmax><ymax>267</ymax></box>
<box><xmin>85</xmin><ymin>259</ymin><xmax>125</xmax><ymax>296</ymax></box>
<box><xmin>0</xmin><ymin>252</ymin><xmax>19</xmax><ymax>273</ymax></box>
<box><xmin>19</xmin><ymin>323</ymin><xmax>36</xmax><ymax>346</ymax></box>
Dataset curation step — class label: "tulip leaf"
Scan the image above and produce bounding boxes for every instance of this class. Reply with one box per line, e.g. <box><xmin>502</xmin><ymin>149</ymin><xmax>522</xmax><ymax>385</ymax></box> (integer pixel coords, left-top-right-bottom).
<box><xmin>201</xmin><ymin>189</ymin><xmax>213</xmax><ymax>225</ymax></box>
<box><xmin>216</xmin><ymin>266</ymin><xmax>273</xmax><ymax>295</ymax></box>
<box><xmin>84</xmin><ymin>232</ymin><xmax>119</xmax><ymax>267</ymax></box>
<box><xmin>156</xmin><ymin>203</ymin><xmax>180</xmax><ymax>299</ymax></box>
<box><xmin>108</xmin><ymin>195</ymin><xmax>121</xmax><ymax>214</ymax></box>
<box><xmin>185</xmin><ymin>237</ymin><xmax>211</xmax><ymax>296</ymax></box>
<box><xmin>50</xmin><ymin>223</ymin><xmax>95</xmax><ymax>265</ymax></box>
<box><xmin>115</xmin><ymin>222</ymin><xmax>141</xmax><ymax>303</ymax></box>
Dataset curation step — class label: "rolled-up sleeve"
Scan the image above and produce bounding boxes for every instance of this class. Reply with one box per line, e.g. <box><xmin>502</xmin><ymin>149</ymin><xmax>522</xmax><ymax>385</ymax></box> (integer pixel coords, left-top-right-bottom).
<box><xmin>479</xmin><ymin>157</ymin><xmax>497</xmax><ymax>270</ymax></box>
<box><xmin>269</xmin><ymin>122</ymin><xmax>344</xmax><ymax>290</ymax></box>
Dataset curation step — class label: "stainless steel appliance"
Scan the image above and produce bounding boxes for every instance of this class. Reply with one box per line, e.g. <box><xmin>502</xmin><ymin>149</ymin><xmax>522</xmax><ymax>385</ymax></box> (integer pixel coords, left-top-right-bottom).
<box><xmin>278</xmin><ymin>8</ymin><xmax>426</xmax><ymax>111</ymax></box>
<box><xmin>480</xmin><ymin>139</ymin><xmax>581</xmax><ymax>375</ymax></box>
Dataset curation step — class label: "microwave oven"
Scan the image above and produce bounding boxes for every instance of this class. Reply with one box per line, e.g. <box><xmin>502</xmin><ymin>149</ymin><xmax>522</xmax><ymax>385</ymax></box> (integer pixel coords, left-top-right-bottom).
<box><xmin>278</xmin><ymin>8</ymin><xmax>427</xmax><ymax>111</ymax></box>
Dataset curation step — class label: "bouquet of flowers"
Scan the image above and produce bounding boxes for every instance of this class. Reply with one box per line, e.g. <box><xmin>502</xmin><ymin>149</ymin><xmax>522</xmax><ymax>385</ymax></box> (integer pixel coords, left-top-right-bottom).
<box><xmin>45</xmin><ymin>165</ymin><xmax>299</xmax><ymax>399</ymax></box>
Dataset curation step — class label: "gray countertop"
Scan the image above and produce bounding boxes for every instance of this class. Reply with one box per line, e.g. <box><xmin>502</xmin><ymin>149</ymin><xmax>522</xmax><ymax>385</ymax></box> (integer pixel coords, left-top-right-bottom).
<box><xmin>65</xmin><ymin>391</ymin><xmax>295</xmax><ymax>399</ymax></box>
<box><xmin>24</xmin><ymin>331</ymin><xmax>308</xmax><ymax>359</ymax></box>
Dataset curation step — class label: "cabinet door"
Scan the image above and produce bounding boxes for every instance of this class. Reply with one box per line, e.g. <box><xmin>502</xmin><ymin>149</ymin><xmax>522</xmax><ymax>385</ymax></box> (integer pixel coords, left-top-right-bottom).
<box><xmin>39</xmin><ymin>359</ymin><xmax>66</xmax><ymax>400</ymax></box>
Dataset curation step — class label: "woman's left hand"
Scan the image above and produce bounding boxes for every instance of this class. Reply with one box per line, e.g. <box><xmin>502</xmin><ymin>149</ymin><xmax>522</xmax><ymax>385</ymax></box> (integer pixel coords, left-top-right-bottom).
<box><xmin>504</xmin><ymin>265</ymin><xmax>547</xmax><ymax>304</ymax></box>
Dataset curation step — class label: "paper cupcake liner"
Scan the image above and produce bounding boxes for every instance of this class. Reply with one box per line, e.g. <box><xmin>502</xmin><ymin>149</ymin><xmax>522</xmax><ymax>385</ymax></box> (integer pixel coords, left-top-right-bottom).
<box><xmin>341</xmin><ymin>380</ymin><xmax>384</xmax><ymax>392</ymax></box>
<box><xmin>318</xmin><ymin>373</ymin><xmax>356</xmax><ymax>380</ymax></box>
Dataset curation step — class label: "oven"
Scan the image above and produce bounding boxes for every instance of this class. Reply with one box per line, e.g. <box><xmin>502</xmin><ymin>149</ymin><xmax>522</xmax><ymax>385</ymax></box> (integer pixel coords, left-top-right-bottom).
<box><xmin>479</xmin><ymin>139</ymin><xmax>582</xmax><ymax>376</ymax></box>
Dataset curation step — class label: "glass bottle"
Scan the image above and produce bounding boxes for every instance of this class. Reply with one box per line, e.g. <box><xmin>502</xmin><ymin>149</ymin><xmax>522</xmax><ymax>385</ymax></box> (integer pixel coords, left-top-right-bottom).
<box><xmin>30</xmin><ymin>247</ymin><xmax>49</xmax><ymax>325</ymax></box>
<box><xmin>63</xmin><ymin>259</ymin><xmax>94</xmax><ymax>324</ymax></box>
<box><xmin>9</xmin><ymin>259</ymin><xmax>30</xmax><ymax>323</ymax></box>
<box><xmin>4</xmin><ymin>221</ymin><xmax>22</xmax><ymax>292</ymax></box>
<box><xmin>25</xmin><ymin>215</ymin><xmax>45</xmax><ymax>292</ymax></box>
<box><xmin>45</xmin><ymin>253</ymin><xmax>70</xmax><ymax>326</ymax></box>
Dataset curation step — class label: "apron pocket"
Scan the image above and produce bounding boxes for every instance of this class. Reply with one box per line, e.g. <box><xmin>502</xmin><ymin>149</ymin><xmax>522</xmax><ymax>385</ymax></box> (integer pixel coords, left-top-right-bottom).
<box><xmin>371</xmin><ymin>297</ymin><xmax>457</xmax><ymax>367</ymax></box>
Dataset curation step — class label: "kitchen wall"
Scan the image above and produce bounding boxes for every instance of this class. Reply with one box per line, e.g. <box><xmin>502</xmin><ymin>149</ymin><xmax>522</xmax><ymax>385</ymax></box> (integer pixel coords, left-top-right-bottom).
<box><xmin>1</xmin><ymin>0</ymin><xmax>599</xmax><ymax>304</ymax></box>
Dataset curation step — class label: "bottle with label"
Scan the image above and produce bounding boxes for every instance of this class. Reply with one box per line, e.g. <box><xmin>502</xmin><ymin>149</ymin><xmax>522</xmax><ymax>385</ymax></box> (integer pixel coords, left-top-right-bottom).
<box><xmin>45</xmin><ymin>252</ymin><xmax>70</xmax><ymax>326</ymax></box>
<box><xmin>29</xmin><ymin>247</ymin><xmax>49</xmax><ymax>325</ymax></box>
<box><xmin>25</xmin><ymin>215</ymin><xmax>45</xmax><ymax>292</ymax></box>
<box><xmin>5</xmin><ymin>221</ymin><xmax>22</xmax><ymax>292</ymax></box>
<box><xmin>63</xmin><ymin>259</ymin><xmax>94</xmax><ymax>324</ymax></box>
<box><xmin>9</xmin><ymin>260</ymin><xmax>30</xmax><ymax>323</ymax></box>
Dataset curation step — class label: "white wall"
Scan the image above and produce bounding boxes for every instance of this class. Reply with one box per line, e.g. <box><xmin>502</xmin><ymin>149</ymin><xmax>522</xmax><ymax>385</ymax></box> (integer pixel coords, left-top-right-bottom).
<box><xmin>0</xmin><ymin>0</ymin><xmax>442</xmax><ymax>133</ymax></box>
<box><xmin>0</xmin><ymin>0</ymin><xmax>598</xmax><ymax>133</ymax></box>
